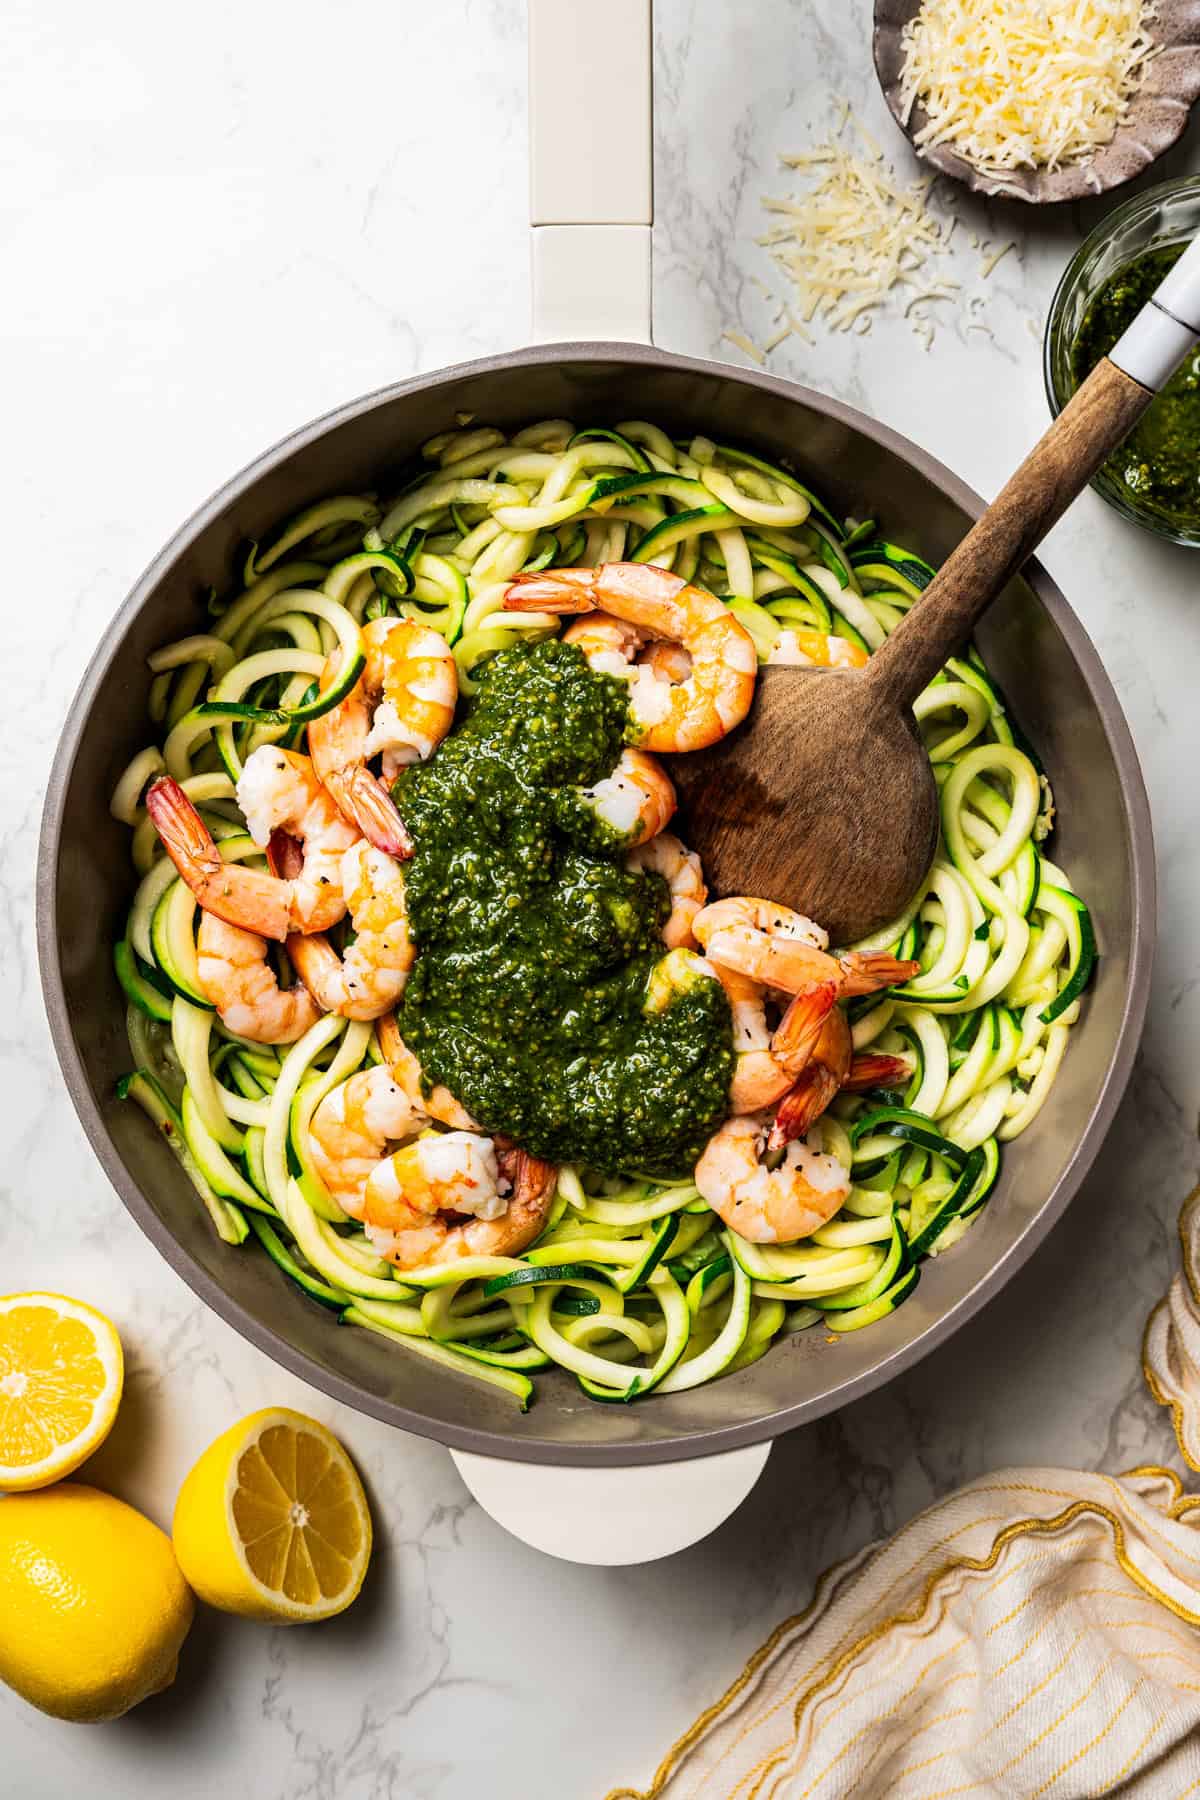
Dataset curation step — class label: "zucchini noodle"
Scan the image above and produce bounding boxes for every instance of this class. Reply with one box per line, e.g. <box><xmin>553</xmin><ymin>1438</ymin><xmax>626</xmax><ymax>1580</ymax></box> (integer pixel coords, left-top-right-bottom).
<box><xmin>110</xmin><ymin>420</ymin><xmax>1095</xmax><ymax>1409</ymax></box>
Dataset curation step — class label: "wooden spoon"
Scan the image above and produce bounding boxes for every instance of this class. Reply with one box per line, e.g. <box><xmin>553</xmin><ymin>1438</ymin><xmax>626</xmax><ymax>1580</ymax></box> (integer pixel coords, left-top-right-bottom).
<box><xmin>670</xmin><ymin>240</ymin><xmax>1200</xmax><ymax>945</ymax></box>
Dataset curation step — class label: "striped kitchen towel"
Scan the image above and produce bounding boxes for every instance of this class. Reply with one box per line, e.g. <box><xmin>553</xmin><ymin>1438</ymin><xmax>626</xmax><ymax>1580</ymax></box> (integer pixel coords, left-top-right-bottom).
<box><xmin>608</xmin><ymin>1190</ymin><xmax>1200</xmax><ymax>1799</ymax></box>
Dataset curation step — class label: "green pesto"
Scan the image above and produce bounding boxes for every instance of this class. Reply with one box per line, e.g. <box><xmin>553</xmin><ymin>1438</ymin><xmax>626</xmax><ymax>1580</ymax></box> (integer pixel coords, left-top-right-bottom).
<box><xmin>1071</xmin><ymin>244</ymin><xmax>1200</xmax><ymax>528</ymax></box>
<box><xmin>393</xmin><ymin>637</ymin><xmax>732</xmax><ymax>1176</ymax></box>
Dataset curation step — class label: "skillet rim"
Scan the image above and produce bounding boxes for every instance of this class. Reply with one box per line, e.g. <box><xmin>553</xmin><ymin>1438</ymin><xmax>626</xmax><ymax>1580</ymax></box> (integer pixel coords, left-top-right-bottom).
<box><xmin>36</xmin><ymin>340</ymin><xmax>1155</xmax><ymax>1465</ymax></box>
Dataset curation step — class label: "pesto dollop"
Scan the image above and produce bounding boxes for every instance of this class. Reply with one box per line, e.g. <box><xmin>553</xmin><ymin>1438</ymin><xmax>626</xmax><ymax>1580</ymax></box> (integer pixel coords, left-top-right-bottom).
<box><xmin>393</xmin><ymin>637</ymin><xmax>732</xmax><ymax>1176</ymax></box>
<box><xmin>1071</xmin><ymin>244</ymin><xmax>1200</xmax><ymax>530</ymax></box>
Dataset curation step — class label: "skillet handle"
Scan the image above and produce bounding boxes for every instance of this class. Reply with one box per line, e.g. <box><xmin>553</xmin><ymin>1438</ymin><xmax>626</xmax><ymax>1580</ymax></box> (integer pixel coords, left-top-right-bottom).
<box><xmin>450</xmin><ymin>1440</ymin><xmax>771</xmax><ymax>1564</ymax></box>
<box><xmin>528</xmin><ymin>0</ymin><xmax>653</xmax><ymax>344</ymax></box>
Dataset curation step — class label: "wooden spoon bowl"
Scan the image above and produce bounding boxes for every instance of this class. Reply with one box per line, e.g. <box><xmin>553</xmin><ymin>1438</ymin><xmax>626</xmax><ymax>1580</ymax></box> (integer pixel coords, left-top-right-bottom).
<box><xmin>671</xmin><ymin>666</ymin><xmax>938</xmax><ymax>947</ymax></box>
<box><xmin>671</xmin><ymin>356</ymin><xmax>1159</xmax><ymax>943</ymax></box>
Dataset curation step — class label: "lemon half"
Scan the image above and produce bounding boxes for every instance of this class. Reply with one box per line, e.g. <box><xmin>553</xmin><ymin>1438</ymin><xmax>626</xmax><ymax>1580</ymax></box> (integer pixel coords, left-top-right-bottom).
<box><xmin>0</xmin><ymin>1293</ymin><xmax>124</xmax><ymax>1491</ymax></box>
<box><xmin>172</xmin><ymin>1407</ymin><xmax>372</xmax><ymax>1623</ymax></box>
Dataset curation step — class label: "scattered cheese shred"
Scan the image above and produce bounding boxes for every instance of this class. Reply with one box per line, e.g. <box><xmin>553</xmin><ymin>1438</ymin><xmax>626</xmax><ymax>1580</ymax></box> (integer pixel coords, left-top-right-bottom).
<box><xmin>899</xmin><ymin>0</ymin><xmax>1158</xmax><ymax>179</ymax></box>
<box><xmin>980</xmin><ymin>239</ymin><xmax>1015</xmax><ymax>279</ymax></box>
<box><xmin>721</xmin><ymin>329</ymin><xmax>766</xmax><ymax>366</ymax></box>
<box><xmin>758</xmin><ymin>130</ymin><xmax>956</xmax><ymax>338</ymax></box>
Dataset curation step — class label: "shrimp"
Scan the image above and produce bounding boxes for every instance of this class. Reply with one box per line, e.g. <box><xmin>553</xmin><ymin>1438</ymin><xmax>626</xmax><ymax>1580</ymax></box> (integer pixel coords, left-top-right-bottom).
<box><xmin>309</xmin><ymin>1063</ymin><xmax>429</xmax><ymax>1212</ymax></box>
<box><xmin>360</xmin><ymin>1133</ymin><xmax>557</xmax><ymax>1270</ymax></box>
<box><xmin>767</xmin><ymin>1004</ymin><xmax>852</xmax><ymax>1149</ymax></box>
<box><xmin>307</xmin><ymin>615</ymin><xmax>456</xmax><ymax>853</ymax></box>
<box><xmin>145</xmin><ymin>751</ymin><xmax>359</xmax><ymax>939</ymax></box>
<box><xmin>639</xmin><ymin>640</ymin><xmax>692</xmax><ymax>685</ymax></box>
<box><xmin>195</xmin><ymin>915</ymin><xmax>323</xmax><ymax>1044</ymax></box>
<box><xmin>377</xmin><ymin>1013</ymin><xmax>481</xmax><ymax>1131</ymax></box>
<box><xmin>693</xmin><ymin>897</ymin><xmax>919</xmax><ymax>998</ymax></box>
<box><xmin>564</xmin><ymin>616</ymin><xmax>705</xmax><ymax>757</ymax></box>
<box><xmin>843</xmin><ymin>1053</ymin><xmax>913</xmax><ymax>1093</ymax></box>
<box><xmin>287</xmin><ymin>841</ymin><xmax>414</xmax><ymax>1020</ymax></box>
<box><xmin>714</xmin><ymin>965</ymin><xmax>839</xmax><ymax>1114</ymax></box>
<box><xmin>768</xmin><ymin>629</ymin><xmax>869</xmax><ymax>669</ymax></box>
<box><xmin>505</xmin><ymin>562</ymin><xmax>757</xmax><ymax>752</ymax></box>
<box><xmin>563</xmin><ymin>613</ymin><xmax>646</xmax><ymax>673</ymax></box>
<box><xmin>627</xmin><ymin>831</ymin><xmax>707</xmax><ymax>948</ymax></box>
<box><xmin>695</xmin><ymin>1113</ymin><xmax>851</xmax><ymax>1245</ymax></box>
<box><xmin>581</xmin><ymin>747</ymin><xmax>676</xmax><ymax>847</ymax></box>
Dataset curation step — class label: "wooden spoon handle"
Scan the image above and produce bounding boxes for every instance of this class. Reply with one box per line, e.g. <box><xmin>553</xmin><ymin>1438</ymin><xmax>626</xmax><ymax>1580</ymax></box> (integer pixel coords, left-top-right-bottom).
<box><xmin>862</xmin><ymin>356</ymin><xmax>1151</xmax><ymax>712</ymax></box>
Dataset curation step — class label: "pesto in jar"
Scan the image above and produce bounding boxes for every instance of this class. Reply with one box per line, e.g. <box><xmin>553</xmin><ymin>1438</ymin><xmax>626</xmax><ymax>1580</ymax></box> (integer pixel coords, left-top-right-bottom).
<box><xmin>392</xmin><ymin>637</ymin><xmax>732</xmax><ymax>1176</ymax></box>
<box><xmin>1071</xmin><ymin>243</ymin><xmax>1200</xmax><ymax>530</ymax></box>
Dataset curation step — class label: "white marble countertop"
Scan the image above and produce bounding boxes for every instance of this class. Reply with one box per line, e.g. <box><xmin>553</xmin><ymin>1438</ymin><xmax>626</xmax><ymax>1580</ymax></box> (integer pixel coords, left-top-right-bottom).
<box><xmin>5</xmin><ymin>1</ymin><xmax>1200</xmax><ymax>1793</ymax></box>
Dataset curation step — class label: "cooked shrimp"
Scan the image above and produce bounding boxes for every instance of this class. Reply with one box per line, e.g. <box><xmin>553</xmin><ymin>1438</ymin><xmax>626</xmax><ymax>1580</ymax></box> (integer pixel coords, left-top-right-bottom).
<box><xmin>639</xmin><ymin>640</ymin><xmax>692</xmax><ymax>685</ymax></box>
<box><xmin>308</xmin><ymin>615</ymin><xmax>456</xmax><ymax>852</ymax></box>
<box><xmin>627</xmin><ymin>832</ymin><xmax>707</xmax><ymax>948</ymax></box>
<box><xmin>564</xmin><ymin>614</ymin><xmax>707</xmax><ymax>752</ymax></box>
<box><xmin>693</xmin><ymin>897</ymin><xmax>919</xmax><ymax>998</ymax></box>
<box><xmin>581</xmin><ymin>747</ymin><xmax>675</xmax><ymax>847</ymax></box>
<box><xmin>145</xmin><ymin>753</ymin><xmax>358</xmax><ymax>939</ymax></box>
<box><xmin>695</xmin><ymin>1114</ymin><xmax>851</xmax><ymax>1244</ymax></box>
<box><xmin>767</xmin><ymin>629</ymin><xmax>869</xmax><ymax>669</ymax></box>
<box><xmin>195</xmin><ymin>915</ymin><xmax>322</xmax><ymax>1044</ymax></box>
<box><xmin>566</xmin><ymin>616</ymin><xmax>692</xmax><ymax>689</ymax></box>
<box><xmin>505</xmin><ymin>562</ymin><xmax>757</xmax><ymax>752</ymax></box>
<box><xmin>377</xmin><ymin>1013</ymin><xmax>481</xmax><ymax>1131</ymax></box>
<box><xmin>714</xmin><ymin>965</ymin><xmax>838</xmax><ymax>1113</ymax></box>
<box><xmin>309</xmin><ymin>1064</ymin><xmax>429</xmax><ymax>1212</ymax></box>
<box><xmin>360</xmin><ymin>1133</ymin><xmax>557</xmax><ymax>1270</ymax></box>
<box><xmin>767</xmin><ymin>1004</ymin><xmax>852</xmax><ymax>1149</ymax></box>
<box><xmin>843</xmin><ymin>1052</ymin><xmax>913</xmax><ymax>1093</ymax></box>
<box><xmin>563</xmin><ymin>613</ymin><xmax>646</xmax><ymax>673</ymax></box>
<box><xmin>693</xmin><ymin>897</ymin><xmax>829</xmax><ymax>991</ymax></box>
<box><xmin>831</xmin><ymin>950</ymin><xmax>923</xmax><ymax>997</ymax></box>
<box><xmin>287</xmin><ymin>841</ymin><xmax>414</xmax><ymax>1020</ymax></box>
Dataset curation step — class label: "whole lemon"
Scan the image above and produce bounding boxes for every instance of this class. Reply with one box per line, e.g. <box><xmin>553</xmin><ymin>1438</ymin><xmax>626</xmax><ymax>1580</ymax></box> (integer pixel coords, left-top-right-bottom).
<box><xmin>0</xmin><ymin>1482</ymin><xmax>194</xmax><ymax>1721</ymax></box>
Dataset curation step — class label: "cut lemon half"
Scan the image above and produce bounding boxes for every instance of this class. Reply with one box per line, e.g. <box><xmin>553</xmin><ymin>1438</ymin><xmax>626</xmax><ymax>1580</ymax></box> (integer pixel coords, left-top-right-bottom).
<box><xmin>172</xmin><ymin>1407</ymin><xmax>372</xmax><ymax>1623</ymax></box>
<box><xmin>0</xmin><ymin>1293</ymin><xmax>124</xmax><ymax>1491</ymax></box>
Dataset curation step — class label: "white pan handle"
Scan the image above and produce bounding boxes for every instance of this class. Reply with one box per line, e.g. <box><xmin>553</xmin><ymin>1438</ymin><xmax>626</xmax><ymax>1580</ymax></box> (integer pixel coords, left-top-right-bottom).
<box><xmin>1108</xmin><ymin>233</ymin><xmax>1200</xmax><ymax>390</ymax></box>
<box><xmin>451</xmin><ymin>1440</ymin><xmax>771</xmax><ymax>1565</ymax></box>
<box><xmin>528</xmin><ymin>0</ymin><xmax>653</xmax><ymax>343</ymax></box>
<box><xmin>481</xmin><ymin>0</ymin><xmax>761</xmax><ymax>1562</ymax></box>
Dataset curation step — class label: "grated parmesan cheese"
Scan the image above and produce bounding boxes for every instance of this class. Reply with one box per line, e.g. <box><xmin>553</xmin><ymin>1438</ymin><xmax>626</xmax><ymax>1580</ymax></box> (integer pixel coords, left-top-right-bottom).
<box><xmin>721</xmin><ymin>329</ymin><xmax>766</xmax><ymax>366</ymax></box>
<box><xmin>757</xmin><ymin>129</ymin><xmax>957</xmax><ymax>338</ymax></box>
<box><xmin>899</xmin><ymin>0</ymin><xmax>1158</xmax><ymax>179</ymax></box>
<box><xmin>980</xmin><ymin>239</ymin><xmax>1015</xmax><ymax>279</ymax></box>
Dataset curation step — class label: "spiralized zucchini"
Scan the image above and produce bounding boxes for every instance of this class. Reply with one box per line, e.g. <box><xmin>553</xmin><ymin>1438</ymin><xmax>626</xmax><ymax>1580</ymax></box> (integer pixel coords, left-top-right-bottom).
<box><xmin>110</xmin><ymin>419</ymin><xmax>1095</xmax><ymax>1407</ymax></box>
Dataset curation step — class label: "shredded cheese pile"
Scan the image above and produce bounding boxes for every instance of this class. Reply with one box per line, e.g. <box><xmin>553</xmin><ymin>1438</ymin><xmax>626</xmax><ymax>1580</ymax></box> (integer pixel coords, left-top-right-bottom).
<box><xmin>756</xmin><ymin>133</ymin><xmax>957</xmax><ymax>341</ymax></box>
<box><xmin>899</xmin><ymin>0</ymin><xmax>1158</xmax><ymax>179</ymax></box>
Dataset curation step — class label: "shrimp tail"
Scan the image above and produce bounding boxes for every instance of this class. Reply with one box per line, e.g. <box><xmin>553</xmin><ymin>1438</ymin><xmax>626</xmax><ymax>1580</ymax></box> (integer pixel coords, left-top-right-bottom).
<box><xmin>843</xmin><ymin>1053</ymin><xmax>912</xmax><ymax>1093</ymax></box>
<box><xmin>837</xmin><ymin>952</ymin><xmax>920</xmax><ymax>997</ymax></box>
<box><xmin>344</xmin><ymin>769</ymin><xmax>413</xmax><ymax>859</ymax></box>
<box><xmin>145</xmin><ymin>776</ymin><xmax>218</xmax><ymax>874</ymax></box>
<box><xmin>266</xmin><ymin>828</ymin><xmax>302</xmax><ymax>880</ymax></box>
<box><xmin>768</xmin><ymin>1065</ymin><xmax>844</xmax><ymax>1151</ymax></box>
<box><xmin>503</xmin><ymin>568</ymin><xmax>601</xmax><ymax>614</ymax></box>
<box><xmin>146</xmin><ymin>776</ymin><xmax>291</xmax><ymax>940</ymax></box>
<box><xmin>771</xmin><ymin>981</ymin><xmax>839</xmax><ymax>1071</ymax></box>
<box><xmin>496</xmin><ymin>1144</ymin><xmax>558</xmax><ymax>1209</ymax></box>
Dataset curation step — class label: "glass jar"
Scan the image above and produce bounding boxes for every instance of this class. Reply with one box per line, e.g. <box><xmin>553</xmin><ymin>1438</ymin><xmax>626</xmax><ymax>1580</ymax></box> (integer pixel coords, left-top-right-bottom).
<box><xmin>1044</xmin><ymin>175</ymin><xmax>1200</xmax><ymax>548</ymax></box>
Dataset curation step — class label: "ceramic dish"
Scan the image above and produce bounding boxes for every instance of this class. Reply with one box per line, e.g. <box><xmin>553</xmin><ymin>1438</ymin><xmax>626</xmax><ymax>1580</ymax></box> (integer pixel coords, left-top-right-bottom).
<box><xmin>873</xmin><ymin>0</ymin><xmax>1200</xmax><ymax>203</ymax></box>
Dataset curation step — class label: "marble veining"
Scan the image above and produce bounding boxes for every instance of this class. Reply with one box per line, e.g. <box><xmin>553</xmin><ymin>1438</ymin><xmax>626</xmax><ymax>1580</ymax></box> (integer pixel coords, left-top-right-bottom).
<box><xmin>4</xmin><ymin>1</ymin><xmax>1200</xmax><ymax>1794</ymax></box>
